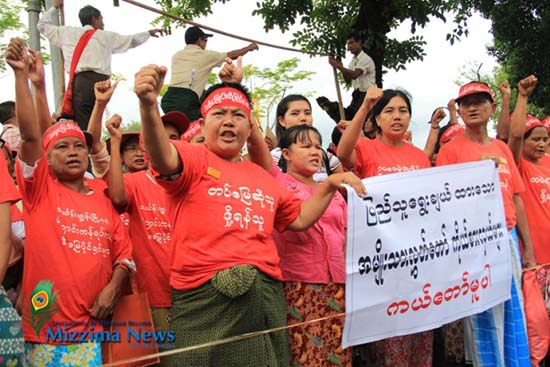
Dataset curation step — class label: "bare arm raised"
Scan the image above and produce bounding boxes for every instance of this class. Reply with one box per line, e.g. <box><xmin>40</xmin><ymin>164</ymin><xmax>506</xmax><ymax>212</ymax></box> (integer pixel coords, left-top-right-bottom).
<box><xmin>508</xmin><ymin>75</ymin><xmax>537</xmax><ymax>164</ymax></box>
<box><xmin>337</xmin><ymin>87</ymin><xmax>383</xmax><ymax>170</ymax></box>
<box><xmin>5</xmin><ymin>38</ymin><xmax>42</xmax><ymax>165</ymax></box>
<box><xmin>135</xmin><ymin>65</ymin><xmax>181</xmax><ymax>176</ymax></box>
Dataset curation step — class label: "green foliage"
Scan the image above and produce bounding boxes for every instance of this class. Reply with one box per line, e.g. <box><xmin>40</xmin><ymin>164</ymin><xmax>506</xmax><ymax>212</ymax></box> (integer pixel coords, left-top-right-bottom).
<box><xmin>465</xmin><ymin>0</ymin><xmax>550</xmax><ymax>114</ymax></box>
<box><xmin>152</xmin><ymin>0</ymin><xmax>474</xmax><ymax>87</ymax></box>
<box><xmin>0</xmin><ymin>0</ymin><xmax>25</xmax><ymax>72</ymax></box>
<box><xmin>241</xmin><ymin>58</ymin><xmax>315</xmax><ymax>129</ymax></box>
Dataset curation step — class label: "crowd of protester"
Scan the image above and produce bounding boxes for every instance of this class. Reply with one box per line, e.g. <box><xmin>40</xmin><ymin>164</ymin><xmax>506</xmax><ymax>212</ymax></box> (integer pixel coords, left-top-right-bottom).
<box><xmin>1</xmin><ymin>2</ymin><xmax>550</xmax><ymax>367</ymax></box>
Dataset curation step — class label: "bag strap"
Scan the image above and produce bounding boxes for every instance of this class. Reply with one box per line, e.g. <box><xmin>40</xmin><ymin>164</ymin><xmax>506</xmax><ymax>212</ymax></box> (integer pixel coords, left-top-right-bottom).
<box><xmin>60</xmin><ymin>29</ymin><xmax>97</xmax><ymax>117</ymax></box>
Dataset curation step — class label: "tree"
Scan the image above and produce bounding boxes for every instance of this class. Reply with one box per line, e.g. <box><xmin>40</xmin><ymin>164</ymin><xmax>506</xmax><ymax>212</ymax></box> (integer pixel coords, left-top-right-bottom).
<box><xmin>0</xmin><ymin>0</ymin><xmax>25</xmax><ymax>72</ymax></box>
<box><xmin>152</xmin><ymin>0</ymin><xmax>472</xmax><ymax>87</ymax></box>
<box><xmin>464</xmin><ymin>0</ymin><xmax>550</xmax><ymax>114</ymax></box>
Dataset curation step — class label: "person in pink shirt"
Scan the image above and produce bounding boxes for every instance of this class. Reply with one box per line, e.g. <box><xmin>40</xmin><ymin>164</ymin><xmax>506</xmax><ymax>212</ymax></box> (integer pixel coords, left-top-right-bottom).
<box><xmin>271</xmin><ymin>124</ymin><xmax>350</xmax><ymax>366</ymax></box>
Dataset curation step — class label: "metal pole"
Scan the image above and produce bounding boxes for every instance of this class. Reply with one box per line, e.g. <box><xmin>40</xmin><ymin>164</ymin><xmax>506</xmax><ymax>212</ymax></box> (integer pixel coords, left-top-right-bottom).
<box><xmin>45</xmin><ymin>0</ymin><xmax>65</xmax><ymax>113</ymax></box>
<box><xmin>27</xmin><ymin>0</ymin><xmax>41</xmax><ymax>59</ymax></box>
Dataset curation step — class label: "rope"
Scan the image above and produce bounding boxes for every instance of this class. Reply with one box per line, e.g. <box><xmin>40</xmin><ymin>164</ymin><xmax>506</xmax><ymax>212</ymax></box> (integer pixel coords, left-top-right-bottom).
<box><xmin>120</xmin><ymin>0</ymin><xmax>327</xmax><ymax>57</ymax></box>
<box><xmin>102</xmin><ymin>312</ymin><xmax>346</xmax><ymax>366</ymax></box>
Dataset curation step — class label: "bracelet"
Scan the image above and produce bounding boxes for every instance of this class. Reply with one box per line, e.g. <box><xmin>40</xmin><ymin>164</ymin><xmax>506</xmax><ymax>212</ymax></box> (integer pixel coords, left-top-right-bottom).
<box><xmin>431</xmin><ymin>125</ymin><xmax>439</xmax><ymax>130</ymax></box>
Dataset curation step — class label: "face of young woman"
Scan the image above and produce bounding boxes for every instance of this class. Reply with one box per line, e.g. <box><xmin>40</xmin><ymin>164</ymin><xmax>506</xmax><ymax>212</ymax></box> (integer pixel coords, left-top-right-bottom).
<box><xmin>523</xmin><ymin>126</ymin><xmax>549</xmax><ymax>162</ymax></box>
<box><xmin>376</xmin><ymin>96</ymin><xmax>410</xmax><ymax>140</ymax></box>
<box><xmin>278</xmin><ymin>101</ymin><xmax>313</xmax><ymax>130</ymax></box>
<box><xmin>282</xmin><ymin>131</ymin><xmax>323</xmax><ymax>177</ymax></box>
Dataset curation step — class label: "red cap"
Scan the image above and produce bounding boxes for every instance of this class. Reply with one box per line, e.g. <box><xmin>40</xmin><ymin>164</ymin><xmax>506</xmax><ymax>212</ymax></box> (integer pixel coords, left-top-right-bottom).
<box><xmin>456</xmin><ymin>82</ymin><xmax>495</xmax><ymax>103</ymax></box>
<box><xmin>439</xmin><ymin>124</ymin><xmax>465</xmax><ymax>145</ymax></box>
<box><xmin>161</xmin><ymin>111</ymin><xmax>190</xmax><ymax>136</ymax></box>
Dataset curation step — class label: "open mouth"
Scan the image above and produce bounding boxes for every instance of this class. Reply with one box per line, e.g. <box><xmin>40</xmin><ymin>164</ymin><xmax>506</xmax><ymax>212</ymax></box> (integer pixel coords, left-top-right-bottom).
<box><xmin>66</xmin><ymin>159</ymin><xmax>81</xmax><ymax>168</ymax></box>
<box><xmin>220</xmin><ymin>131</ymin><xmax>237</xmax><ymax>142</ymax></box>
<box><xmin>134</xmin><ymin>158</ymin><xmax>145</xmax><ymax>165</ymax></box>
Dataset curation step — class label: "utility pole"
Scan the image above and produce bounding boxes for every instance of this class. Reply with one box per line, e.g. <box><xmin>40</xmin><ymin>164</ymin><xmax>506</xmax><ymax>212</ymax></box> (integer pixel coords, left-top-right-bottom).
<box><xmin>27</xmin><ymin>0</ymin><xmax>41</xmax><ymax>56</ymax></box>
<box><xmin>45</xmin><ymin>0</ymin><xmax>66</xmax><ymax>113</ymax></box>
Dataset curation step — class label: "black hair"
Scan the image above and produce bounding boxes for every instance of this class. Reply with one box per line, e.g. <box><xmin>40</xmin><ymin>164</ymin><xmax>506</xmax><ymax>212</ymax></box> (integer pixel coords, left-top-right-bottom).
<box><xmin>274</xmin><ymin>94</ymin><xmax>312</xmax><ymax>140</ymax></box>
<box><xmin>347</xmin><ymin>31</ymin><xmax>363</xmax><ymax>42</ymax></box>
<box><xmin>277</xmin><ymin>125</ymin><xmax>322</xmax><ymax>173</ymax></box>
<box><xmin>0</xmin><ymin>101</ymin><xmax>15</xmax><ymax>124</ymax></box>
<box><xmin>79</xmin><ymin>5</ymin><xmax>101</xmax><ymax>27</ymax></box>
<box><xmin>201</xmin><ymin>83</ymin><xmax>252</xmax><ymax>108</ymax></box>
<box><xmin>371</xmin><ymin>89</ymin><xmax>412</xmax><ymax>133</ymax></box>
<box><xmin>524</xmin><ymin>125</ymin><xmax>548</xmax><ymax>140</ymax></box>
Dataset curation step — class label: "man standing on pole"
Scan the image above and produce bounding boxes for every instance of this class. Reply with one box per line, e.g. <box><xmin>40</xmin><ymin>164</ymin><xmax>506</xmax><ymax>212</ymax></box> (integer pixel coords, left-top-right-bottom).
<box><xmin>38</xmin><ymin>0</ymin><xmax>164</xmax><ymax>131</ymax></box>
<box><xmin>317</xmin><ymin>32</ymin><xmax>376</xmax><ymax>143</ymax></box>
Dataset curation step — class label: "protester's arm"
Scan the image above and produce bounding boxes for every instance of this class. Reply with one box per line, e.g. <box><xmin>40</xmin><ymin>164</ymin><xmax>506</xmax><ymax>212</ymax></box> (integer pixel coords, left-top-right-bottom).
<box><xmin>424</xmin><ymin>108</ymin><xmax>446</xmax><ymax>159</ymax></box>
<box><xmin>90</xmin><ymin>266</ymin><xmax>128</xmax><ymax>320</ymax></box>
<box><xmin>135</xmin><ymin>65</ymin><xmax>181</xmax><ymax>175</ymax></box>
<box><xmin>508</xmin><ymin>75</ymin><xmax>537</xmax><ymax>164</ymax></box>
<box><xmin>247</xmin><ymin>116</ymin><xmax>272</xmax><ymax>171</ymax></box>
<box><xmin>496</xmin><ymin>81</ymin><xmax>512</xmax><ymax>142</ymax></box>
<box><xmin>513</xmin><ymin>194</ymin><xmax>537</xmax><ymax>268</ymax></box>
<box><xmin>337</xmin><ymin>87</ymin><xmax>383</xmax><ymax>170</ymax></box>
<box><xmin>28</xmin><ymin>49</ymin><xmax>51</xmax><ymax>134</ymax></box>
<box><xmin>287</xmin><ymin>172</ymin><xmax>365</xmax><ymax>230</ymax></box>
<box><xmin>106</xmin><ymin>117</ymin><xmax>129</xmax><ymax>209</ymax></box>
<box><xmin>226</xmin><ymin>43</ymin><xmax>258</xmax><ymax>60</ymax></box>
<box><xmin>447</xmin><ymin>99</ymin><xmax>459</xmax><ymax>125</ymax></box>
<box><xmin>88</xmin><ymin>80</ymin><xmax>117</xmax><ymax>154</ymax></box>
<box><xmin>0</xmin><ymin>203</ymin><xmax>11</xmax><ymax>284</ymax></box>
<box><xmin>6</xmin><ymin>38</ymin><xmax>42</xmax><ymax>165</ymax></box>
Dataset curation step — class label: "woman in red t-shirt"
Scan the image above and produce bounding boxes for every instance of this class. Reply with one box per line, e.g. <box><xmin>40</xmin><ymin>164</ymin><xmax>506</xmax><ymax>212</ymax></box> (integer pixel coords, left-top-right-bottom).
<box><xmin>508</xmin><ymin>76</ymin><xmax>550</xmax><ymax>265</ymax></box>
<box><xmin>337</xmin><ymin>88</ymin><xmax>433</xmax><ymax>367</ymax></box>
<box><xmin>7</xmin><ymin>37</ymin><xmax>133</xmax><ymax>366</ymax></box>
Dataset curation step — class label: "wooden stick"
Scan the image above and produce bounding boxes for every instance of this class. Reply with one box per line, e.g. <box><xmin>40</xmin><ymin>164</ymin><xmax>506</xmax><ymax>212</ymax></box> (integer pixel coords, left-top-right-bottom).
<box><xmin>121</xmin><ymin>0</ymin><xmax>326</xmax><ymax>56</ymax></box>
<box><xmin>332</xmin><ymin>66</ymin><xmax>345</xmax><ymax>120</ymax></box>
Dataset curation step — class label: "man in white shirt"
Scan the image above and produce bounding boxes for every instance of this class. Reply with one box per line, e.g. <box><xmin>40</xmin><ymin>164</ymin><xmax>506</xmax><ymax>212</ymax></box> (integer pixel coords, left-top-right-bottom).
<box><xmin>38</xmin><ymin>0</ymin><xmax>163</xmax><ymax>131</ymax></box>
<box><xmin>317</xmin><ymin>32</ymin><xmax>376</xmax><ymax>144</ymax></box>
<box><xmin>161</xmin><ymin>26</ymin><xmax>258</xmax><ymax>121</ymax></box>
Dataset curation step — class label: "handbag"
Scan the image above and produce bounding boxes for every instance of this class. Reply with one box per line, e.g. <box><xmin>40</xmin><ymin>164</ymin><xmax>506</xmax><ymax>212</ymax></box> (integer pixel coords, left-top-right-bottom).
<box><xmin>523</xmin><ymin>269</ymin><xmax>550</xmax><ymax>366</ymax></box>
<box><xmin>102</xmin><ymin>277</ymin><xmax>160</xmax><ymax>367</ymax></box>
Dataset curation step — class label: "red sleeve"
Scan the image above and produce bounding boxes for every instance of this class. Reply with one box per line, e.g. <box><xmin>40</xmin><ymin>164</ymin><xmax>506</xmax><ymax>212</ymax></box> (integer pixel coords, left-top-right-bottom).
<box><xmin>505</xmin><ymin>151</ymin><xmax>525</xmax><ymax>195</ymax></box>
<box><xmin>273</xmin><ymin>187</ymin><xmax>301</xmax><ymax>233</ymax></box>
<box><xmin>15</xmin><ymin>156</ymin><xmax>50</xmax><ymax>209</ymax></box>
<box><xmin>156</xmin><ymin>141</ymin><xmax>206</xmax><ymax>198</ymax></box>
<box><xmin>354</xmin><ymin>138</ymin><xmax>371</xmax><ymax>176</ymax></box>
<box><xmin>122</xmin><ymin>173</ymin><xmax>137</xmax><ymax>213</ymax></box>
<box><xmin>0</xmin><ymin>153</ymin><xmax>20</xmax><ymax>204</ymax></box>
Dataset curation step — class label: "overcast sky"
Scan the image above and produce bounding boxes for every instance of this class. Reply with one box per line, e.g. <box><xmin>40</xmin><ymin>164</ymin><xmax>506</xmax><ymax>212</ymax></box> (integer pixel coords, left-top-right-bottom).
<box><xmin>0</xmin><ymin>0</ymin><xmax>497</xmax><ymax>146</ymax></box>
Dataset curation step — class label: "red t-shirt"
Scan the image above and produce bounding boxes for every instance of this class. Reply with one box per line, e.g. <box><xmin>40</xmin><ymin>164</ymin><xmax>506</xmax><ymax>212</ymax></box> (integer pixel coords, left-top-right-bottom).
<box><xmin>16</xmin><ymin>158</ymin><xmax>132</xmax><ymax>343</ymax></box>
<box><xmin>158</xmin><ymin>142</ymin><xmax>302</xmax><ymax>291</ymax></box>
<box><xmin>0</xmin><ymin>152</ymin><xmax>20</xmax><ymax>204</ymax></box>
<box><xmin>354</xmin><ymin>137</ymin><xmax>431</xmax><ymax>178</ymax></box>
<box><xmin>436</xmin><ymin>135</ymin><xmax>524</xmax><ymax>229</ymax></box>
<box><xmin>518</xmin><ymin>156</ymin><xmax>550</xmax><ymax>263</ymax></box>
<box><xmin>123</xmin><ymin>170</ymin><xmax>172</xmax><ymax>307</ymax></box>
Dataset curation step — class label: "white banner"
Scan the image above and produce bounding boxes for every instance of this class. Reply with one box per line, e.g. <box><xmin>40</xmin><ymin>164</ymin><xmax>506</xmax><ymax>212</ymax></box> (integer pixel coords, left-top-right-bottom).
<box><xmin>343</xmin><ymin>161</ymin><xmax>512</xmax><ymax>348</ymax></box>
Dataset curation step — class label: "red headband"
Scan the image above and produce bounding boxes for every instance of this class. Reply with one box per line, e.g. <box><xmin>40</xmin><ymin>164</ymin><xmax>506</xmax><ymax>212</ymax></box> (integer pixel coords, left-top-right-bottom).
<box><xmin>43</xmin><ymin>121</ymin><xmax>87</xmax><ymax>152</ymax></box>
<box><xmin>525</xmin><ymin>115</ymin><xmax>545</xmax><ymax>134</ymax></box>
<box><xmin>200</xmin><ymin>87</ymin><xmax>251</xmax><ymax>118</ymax></box>
<box><xmin>181</xmin><ymin>121</ymin><xmax>202</xmax><ymax>142</ymax></box>
<box><xmin>439</xmin><ymin>124</ymin><xmax>465</xmax><ymax>145</ymax></box>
